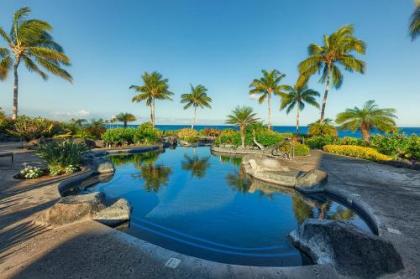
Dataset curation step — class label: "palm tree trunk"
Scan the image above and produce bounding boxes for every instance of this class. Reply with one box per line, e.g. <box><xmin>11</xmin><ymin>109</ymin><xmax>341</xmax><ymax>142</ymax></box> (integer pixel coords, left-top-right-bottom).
<box><xmin>153</xmin><ymin>99</ymin><xmax>156</xmax><ymax>127</ymax></box>
<box><xmin>240</xmin><ymin>126</ymin><xmax>245</xmax><ymax>148</ymax></box>
<box><xmin>123</xmin><ymin>121</ymin><xmax>127</xmax><ymax>128</ymax></box>
<box><xmin>192</xmin><ymin>106</ymin><xmax>197</xmax><ymax>129</ymax></box>
<box><xmin>361</xmin><ymin>123</ymin><xmax>370</xmax><ymax>142</ymax></box>
<box><xmin>149</xmin><ymin>104</ymin><xmax>153</xmax><ymax>126</ymax></box>
<box><xmin>320</xmin><ymin>69</ymin><xmax>331</xmax><ymax>123</ymax></box>
<box><xmin>296</xmin><ymin>107</ymin><xmax>300</xmax><ymax>135</ymax></box>
<box><xmin>267</xmin><ymin>94</ymin><xmax>272</xmax><ymax>129</ymax></box>
<box><xmin>12</xmin><ymin>58</ymin><xmax>20</xmax><ymax>120</ymax></box>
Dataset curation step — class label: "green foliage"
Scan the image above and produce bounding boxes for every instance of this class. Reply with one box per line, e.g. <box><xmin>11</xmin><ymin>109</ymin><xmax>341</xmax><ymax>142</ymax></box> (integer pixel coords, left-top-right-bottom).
<box><xmin>279</xmin><ymin>142</ymin><xmax>310</xmax><ymax>156</ymax></box>
<box><xmin>308</xmin><ymin>119</ymin><xmax>337</xmax><ymax>137</ymax></box>
<box><xmin>214</xmin><ymin>127</ymin><xmax>291</xmax><ymax>148</ymax></box>
<box><xmin>112</xmin><ymin>112</ymin><xmax>136</xmax><ymax>127</ymax></box>
<box><xmin>199</xmin><ymin>128</ymin><xmax>221</xmax><ymax>138</ymax></box>
<box><xmin>410</xmin><ymin>4</ymin><xmax>420</xmax><ymax>40</ymax></box>
<box><xmin>84</xmin><ymin>119</ymin><xmax>106</xmax><ymax>140</ymax></box>
<box><xmin>306</xmin><ymin>135</ymin><xmax>338</xmax><ymax>149</ymax></box>
<box><xmin>339</xmin><ymin>136</ymin><xmax>365</xmax><ymax>146</ymax></box>
<box><xmin>36</xmin><ymin>141</ymin><xmax>87</xmax><ymax>176</ymax></box>
<box><xmin>7</xmin><ymin>116</ymin><xmax>64</xmax><ymax>141</ymax></box>
<box><xmin>102</xmin><ymin>123</ymin><xmax>161</xmax><ymax>146</ymax></box>
<box><xmin>177</xmin><ymin>128</ymin><xmax>199</xmax><ymax>143</ymax></box>
<box><xmin>134</xmin><ymin>122</ymin><xmax>161</xmax><ymax>144</ymax></box>
<box><xmin>371</xmin><ymin>134</ymin><xmax>420</xmax><ymax>161</ymax></box>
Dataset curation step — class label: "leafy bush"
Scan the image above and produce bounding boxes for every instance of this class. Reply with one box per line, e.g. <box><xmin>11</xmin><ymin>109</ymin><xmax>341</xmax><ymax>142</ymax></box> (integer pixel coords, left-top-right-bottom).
<box><xmin>214</xmin><ymin>129</ymin><xmax>241</xmax><ymax>146</ymax></box>
<box><xmin>19</xmin><ymin>166</ymin><xmax>44</xmax><ymax>179</ymax></box>
<box><xmin>371</xmin><ymin>134</ymin><xmax>420</xmax><ymax>161</ymax></box>
<box><xmin>134</xmin><ymin>122</ymin><xmax>161</xmax><ymax>144</ymax></box>
<box><xmin>306</xmin><ymin>135</ymin><xmax>338</xmax><ymax>149</ymax></box>
<box><xmin>177</xmin><ymin>128</ymin><xmax>199</xmax><ymax>143</ymax></box>
<box><xmin>200</xmin><ymin>128</ymin><xmax>221</xmax><ymax>138</ymax></box>
<box><xmin>279</xmin><ymin>142</ymin><xmax>310</xmax><ymax>156</ymax></box>
<box><xmin>7</xmin><ymin>116</ymin><xmax>64</xmax><ymax>141</ymax></box>
<box><xmin>84</xmin><ymin>119</ymin><xmax>106</xmax><ymax>140</ymax></box>
<box><xmin>36</xmin><ymin>141</ymin><xmax>88</xmax><ymax>176</ymax></box>
<box><xmin>308</xmin><ymin>120</ymin><xmax>337</xmax><ymax>137</ymax></box>
<box><xmin>323</xmin><ymin>145</ymin><xmax>392</xmax><ymax>161</ymax></box>
<box><xmin>214</xmin><ymin>127</ymin><xmax>291</xmax><ymax>148</ymax></box>
<box><xmin>102</xmin><ymin>123</ymin><xmax>161</xmax><ymax>146</ymax></box>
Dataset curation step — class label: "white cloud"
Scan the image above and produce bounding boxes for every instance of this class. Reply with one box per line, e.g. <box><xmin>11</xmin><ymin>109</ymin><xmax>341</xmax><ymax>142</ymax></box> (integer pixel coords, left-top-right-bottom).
<box><xmin>249</xmin><ymin>94</ymin><xmax>259</xmax><ymax>100</ymax></box>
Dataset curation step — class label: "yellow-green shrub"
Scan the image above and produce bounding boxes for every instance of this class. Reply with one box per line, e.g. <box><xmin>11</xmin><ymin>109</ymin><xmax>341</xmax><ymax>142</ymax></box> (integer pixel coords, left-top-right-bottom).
<box><xmin>323</xmin><ymin>145</ymin><xmax>392</xmax><ymax>161</ymax></box>
<box><xmin>177</xmin><ymin>128</ymin><xmax>199</xmax><ymax>143</ymax></box>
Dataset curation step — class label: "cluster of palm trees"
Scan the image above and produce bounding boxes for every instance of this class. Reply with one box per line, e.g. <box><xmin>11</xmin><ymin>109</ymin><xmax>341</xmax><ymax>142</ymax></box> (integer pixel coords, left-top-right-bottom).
<box><xmin>130</xmin><ymin>71</ymin><xmax>212</xmax><ymax>129</ymax></box>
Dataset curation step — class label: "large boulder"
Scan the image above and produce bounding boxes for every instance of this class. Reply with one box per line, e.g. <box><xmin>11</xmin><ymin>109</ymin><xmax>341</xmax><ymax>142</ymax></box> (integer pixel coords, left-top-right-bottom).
<box><xmin>242</xmin><ymin>154</ymin><xmax>327</xmax><ymax>188</ymax></box>
<box><xmin>91</xmin><ymin>157</ymin><xmax>115</xmax><ymax>174</ymax></box>
<box><xmin>35</xmin><ymin>192</ymin><xmax>106</xmax><ymax>226</ymax></box>
<box><xmin>93</xmin><ymin>198</ymin><xmax>131</xmax><ymax>226</ymax></box>
<box><xmin>289</xmin><ymin>219</ymin><xmax>403</xmax><ymax>278</ymax></box>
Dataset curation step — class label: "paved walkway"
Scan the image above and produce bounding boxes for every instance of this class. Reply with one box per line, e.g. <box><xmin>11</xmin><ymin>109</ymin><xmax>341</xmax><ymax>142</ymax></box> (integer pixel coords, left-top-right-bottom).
<box><xmin>0</xmin><ymin>148</ymin><xmax>419</xmax><ymax>278</ymax></box>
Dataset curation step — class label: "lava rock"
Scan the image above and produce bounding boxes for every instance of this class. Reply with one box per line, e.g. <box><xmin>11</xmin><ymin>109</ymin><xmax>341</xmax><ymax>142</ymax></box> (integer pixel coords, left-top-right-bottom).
<box><xmin>93</xmin><ymin>198</ymin><xmax>131</xmax><ymax>226</ymax></box>
<box><xmin>35</xmin><ymin>192</ymin><xmax>106</xmax><ymax>226</ymax></box>
<box><xmin>91</xmin><ymin>157</ymin><xmax>115</xmax><ymax>174</ymax></box>
<box><xmin>289</xmin><ymin>219</ymin><xmax>403</xmax><ymax>278</ymax></box>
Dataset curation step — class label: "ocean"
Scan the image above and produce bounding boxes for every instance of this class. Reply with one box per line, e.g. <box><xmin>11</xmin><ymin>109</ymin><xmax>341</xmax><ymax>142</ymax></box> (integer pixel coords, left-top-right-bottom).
<box><xmin>105</xmin><ymin>124</ymin><xmax>420</xmax><ymax>138</ymax></box>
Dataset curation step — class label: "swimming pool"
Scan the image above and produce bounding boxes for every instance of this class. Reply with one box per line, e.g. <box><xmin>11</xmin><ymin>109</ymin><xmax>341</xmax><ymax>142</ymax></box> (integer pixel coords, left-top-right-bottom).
<box><xmin>87</xmin><ymin>147</ymin><xmax>371</xmax><ymax>266</ymax></box>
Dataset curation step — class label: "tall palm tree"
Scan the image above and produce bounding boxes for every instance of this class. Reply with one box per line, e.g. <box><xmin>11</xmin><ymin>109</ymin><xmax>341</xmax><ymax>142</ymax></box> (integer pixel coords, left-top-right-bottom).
<box><xmin>280</xmin><ymin>84</ymin><xmax>320</xmax><ymax>134</ymax></box>
<box><xmin>130</xmin><ymin>71</ymin><xmax>173</xmax><ymax>127</ymax></box>
<box><xmin>226</xmin><ymin>106</ymin><xmax>259</xmax><ymax>148</ymax></box>
<box><xmin>180</xmin><ymin>84</ymin><xmax>212</xmax><ymax>129</ymax></box>
<box><xmin>249</xmin><ymin>69</ymin><xmax>287</xmax><ymax>129</ymax></box>
<box><xmin>0</xmin><ymin>7</ymin><xmax>72</xmax><ymax>120</ymax></box>
<box><xmin>335</xmin><ymin>100</ymin><xmax>397</xmax><ymax>142</ymax></box>
<box><xmin>410</xmin><ymin>2</ymin><xmax>420</xmax><ymax>40</ymax></box>
<box><xmin>113</xmin><ymin>112</ymin><xmax>136</xmax><ymax>128</ymax></box>
<box><xmin>298</xmin><ymin>25</ymin><xmax>366</xmax><ymax>122</ymax></box>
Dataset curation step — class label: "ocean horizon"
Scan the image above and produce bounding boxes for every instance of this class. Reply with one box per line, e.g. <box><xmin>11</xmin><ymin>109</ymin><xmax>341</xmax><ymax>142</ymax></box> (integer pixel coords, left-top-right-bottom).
<box><xmin>105</xmin><ymin>124</ymin><xmax>420</xmax><ymax>138</ymax></box>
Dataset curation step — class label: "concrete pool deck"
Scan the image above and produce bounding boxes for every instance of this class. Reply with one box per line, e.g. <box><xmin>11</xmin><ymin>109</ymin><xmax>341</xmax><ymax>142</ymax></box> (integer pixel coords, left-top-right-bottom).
<box><xmin>0</xmin><ymin>147</ymin><xmax>419</xmax><ymax>278</ymax></box>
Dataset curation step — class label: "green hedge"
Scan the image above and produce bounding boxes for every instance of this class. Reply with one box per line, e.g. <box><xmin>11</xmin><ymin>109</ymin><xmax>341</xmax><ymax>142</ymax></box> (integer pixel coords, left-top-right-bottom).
<box><xmin>102</xmin><ymin>123</ymin><xmax>161</xmax><ymax>146</ymax></box>
<box><xmin>371</xmin><ymin>134</ymin><xmax>420</xmax><ymax>161</ymax></box>
<box><xmin>214</xmin><ymin>128</ymin><xmax>291</xmax><ymax>147</ymax></box>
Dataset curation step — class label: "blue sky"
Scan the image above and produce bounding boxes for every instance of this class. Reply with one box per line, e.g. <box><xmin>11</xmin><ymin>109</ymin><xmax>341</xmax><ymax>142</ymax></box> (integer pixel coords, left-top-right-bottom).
<box><xmin>0</xmin><ymin>0</ymin><xmax>419</xmax><ymax>126</ymax></box>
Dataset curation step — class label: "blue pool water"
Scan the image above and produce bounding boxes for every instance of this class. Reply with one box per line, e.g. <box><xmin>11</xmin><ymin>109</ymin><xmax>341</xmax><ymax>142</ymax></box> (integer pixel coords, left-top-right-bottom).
<box><xmin>88</xmin><ymin>147</ymin><xmax>371</xmax><ymax>266</ymax></box>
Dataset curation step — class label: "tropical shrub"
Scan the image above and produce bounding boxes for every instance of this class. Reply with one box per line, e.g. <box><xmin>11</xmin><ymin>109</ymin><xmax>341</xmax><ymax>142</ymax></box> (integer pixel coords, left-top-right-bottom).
<box><xmin>177</xmin><ymin>128</ymin><xmax>199</xmax><ymax>143</ymax></box>
<box><xmin>19</xmin><ymin>166</ymin><xmax>44</xmax><ymax>179</ymax></box>
<box><xmin>214</xmin><ymin>128</ymin><xmax>291</xmax><ymax>148</ymax></box>
<box><xmin>36</xmin><ymin>141</ymin><xmax>88</xmax><ymax>176</ymax></box>
<box><xmin>7</xmin><ymin>116</ymin><xmax>64</xmax><ymax>141</ymax></box>
<box><xmin>339</xmin><ymin>136</ymin><xmax>365</xmax><ymax>146</ymax></box>
<box><xmin>323</xmin><ymin>145</ymin><xmax>392</xmax><ymax>161</ymax></box>
<box><xmin>102</xmin><ymin>128</ymin><xmax>136</xmax><ymax>146</ymax></box>
<box><xmin>306</xmin><ymin>135</ymin><xmax>338</xmax><ymax>149</ymax></box>
<box><xmin>279</xmin><ymin>142</ymin><xmax>310</xmax><ymax>156</ymax></box>
<box><xmin>308</xmin><ymin>120</ymin><xmax>337</xmax><ymax>137</ymax></box>
<box><xmin>200</xmin><ymin>128</ymin><xmax>221</xmax><ymax>138</ymax></box>
<box><xmin>134</xmin><ymin>122</ymin><xmax>161</xmax><ymax>144</ymax></box>
<box><xmin>214</xmin><ymin>129</ymin><xmax>242</xmax><ymax>146</ymax></box>
<box><xmin>371</xmin><ymin>134</ymin><xmax>420</xmax><ymax>161</ymax></box>
<box><xmin>84</xmin><ymin>119</ymin><xmax>106</xmax><ymax>140</ymax></box>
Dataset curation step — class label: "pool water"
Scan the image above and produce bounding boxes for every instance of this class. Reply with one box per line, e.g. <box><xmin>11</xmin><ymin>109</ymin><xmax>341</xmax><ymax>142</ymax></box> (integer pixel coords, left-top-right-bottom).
<box><xmin>88</xmin><ymin>147</ymin><xmax>371</xmax><ymax>266</ymax></box>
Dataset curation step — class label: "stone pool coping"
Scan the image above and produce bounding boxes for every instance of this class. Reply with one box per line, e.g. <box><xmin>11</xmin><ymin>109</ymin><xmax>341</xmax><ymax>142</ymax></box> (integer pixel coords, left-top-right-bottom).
<box><xmin>1</xmin><ymin>147</ymin><xmax>419</xmax><ymax>278</ymax></box>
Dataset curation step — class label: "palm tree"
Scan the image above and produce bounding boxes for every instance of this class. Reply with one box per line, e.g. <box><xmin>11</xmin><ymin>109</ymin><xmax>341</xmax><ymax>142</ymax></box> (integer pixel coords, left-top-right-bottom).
<box><xmin>0</xmin><ymin>46</ymin><xmax>11</xmax><ymax>80</ymax></box>
<box><xmin>181</xmin><ymin>84</ymin><xmax>212</xmax><ymax>129</ymax></box>
<box><xmin>181</xmin><ymin>155</ymin><xmax>210</xmax><ymax>178</ymax></box>
<box><xmin>113</xmin><ymin>112</ymin><xmax>136</xmax><ymax>128</ymax></box>
<box><xmin>139</xmin><ymin>164</ymin><xmax>172</xmax><ymax>192</ymax></box>
<box><xmin>226</xmin><ymin>106</ymin><xmax>259</xmax><ymax>148</ymax></box>
<box><xmin>335</xmin><ymin>100</ymin><xmax>397</xmax><ymax>142</ymax></box>
<box><xmin>410</xmin><ymin>2</ymin><xmax>420</xmax><ymax>40</ymax></box>
<box><xmin>0</xmin><ymin>7</ymin><xmax>72</xmax><ymax>120</ymax></box>
<box><xmin>280</xmin><ymin>84</ymin><xmax>320</xmax><ymax>134</ymax></box>
<box><xmin>249</xmin><ymin>70</ymin><xmax>287</xmax><ymax>129</ymax></box>
<box><xmin>298</xmin><ymin>25</ymin><xmax>366</xmax><ymax>122</ymax></box>
<box><xmin>130</xmin><ymin>71</ymin><xmax>173</xmax><ymax>127</ymax></box>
